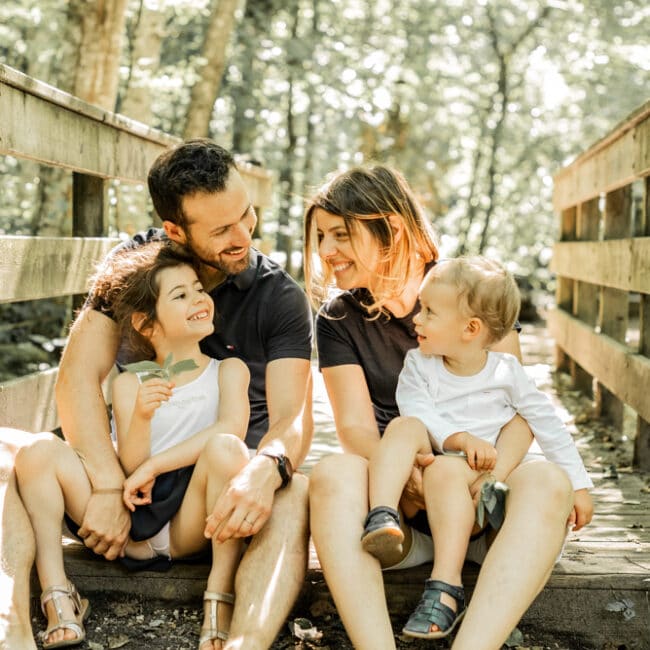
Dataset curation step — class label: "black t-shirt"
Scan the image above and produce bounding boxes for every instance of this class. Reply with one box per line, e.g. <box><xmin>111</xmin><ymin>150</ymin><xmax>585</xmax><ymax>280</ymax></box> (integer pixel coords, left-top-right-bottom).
<box><xmin>93</xmin><ymin>229</ymin><xmax>313</xmax><ymax>449</ymax></box>
<box><xmin>316</xmin><ymin>288</ymin><xmax>420</xmax><ymax>434</ymax></box>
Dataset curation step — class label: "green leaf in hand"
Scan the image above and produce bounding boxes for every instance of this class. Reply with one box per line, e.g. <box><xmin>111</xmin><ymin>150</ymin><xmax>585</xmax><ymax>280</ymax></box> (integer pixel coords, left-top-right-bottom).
<box><xmin>124</xmin><ymin>356</ymin><xmax>200</xmax><ymax>382</ymax></box>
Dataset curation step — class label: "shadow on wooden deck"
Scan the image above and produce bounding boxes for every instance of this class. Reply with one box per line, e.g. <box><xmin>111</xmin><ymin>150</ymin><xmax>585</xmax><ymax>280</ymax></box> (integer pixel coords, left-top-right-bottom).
<box><xmin>54</xmin><ymin>323</ymin><xmax>650</xmax><ymax>649</ymax></box>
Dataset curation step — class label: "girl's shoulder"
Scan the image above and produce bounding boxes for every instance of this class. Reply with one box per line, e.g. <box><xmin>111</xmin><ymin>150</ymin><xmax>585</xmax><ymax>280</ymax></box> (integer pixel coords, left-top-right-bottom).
<box><xmin>218</xmin><ymin>356</ymin><xmax>250</xmax><ymax>383</ymax></box>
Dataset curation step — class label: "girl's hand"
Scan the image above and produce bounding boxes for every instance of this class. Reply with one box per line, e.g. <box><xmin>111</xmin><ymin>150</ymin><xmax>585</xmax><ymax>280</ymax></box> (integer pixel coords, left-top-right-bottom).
<box><xmin>567</xmin><ymin>488</ymin><xmax>593</xmax><ymax>531</ymax></box>
<box><xmin>123</xmin><ymin>461</ymin><xmax>156</xmax><ymax>512</ymax></box>
<box><xmin>134</xmin><ymin>378</ymin><xmax>174</xmax><ymax>420</ymax></box>
<box><xmin>461</xmin><ymin>433</ymin><xmax>497</xmax><ymax>471</ymax></box>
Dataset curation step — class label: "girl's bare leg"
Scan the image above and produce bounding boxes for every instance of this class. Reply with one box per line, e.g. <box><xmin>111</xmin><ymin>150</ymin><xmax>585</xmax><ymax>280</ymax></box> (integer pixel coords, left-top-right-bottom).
<box><xmin>169</xmin><ymin>434</ymin><xmax>249</xmax><ymax>650</ymax></box>
<box><xmin>310</xmin><ymin>454</ymin><xmax>397</xmax><ymax>650</ymax></box>
<box><xmin>0</xmin><ymin>429</ymin><xmax>37</xmax><ymax>650</ymax></box>
<box><xmin>451</xmin><ymin>461</ymin><xmax>573</xmax><ymax>650</ymax></box>
<box><xmin>15</xmin><ymin>434</ymin><xmax>93</xmax><ymax>647</ymax></box>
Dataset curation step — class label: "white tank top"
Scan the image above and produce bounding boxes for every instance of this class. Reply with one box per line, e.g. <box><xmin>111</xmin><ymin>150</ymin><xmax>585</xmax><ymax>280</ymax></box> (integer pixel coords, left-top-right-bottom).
<box><xmin>147</xmin><ymin>358</ymin><xmax>220</xmax><ymax>456</ymax></box>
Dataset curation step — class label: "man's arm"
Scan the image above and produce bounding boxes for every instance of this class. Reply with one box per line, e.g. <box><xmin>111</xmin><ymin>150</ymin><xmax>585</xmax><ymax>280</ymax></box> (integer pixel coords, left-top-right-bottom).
<box><xmin>205</xmin><ymin>357</ymin><xmax>312</xmax><ymax>542</ymax></box>
<box><xmin>55</xmin><ymin>307</ymin><xmax>131</xmax><ymax>559</ymax></box>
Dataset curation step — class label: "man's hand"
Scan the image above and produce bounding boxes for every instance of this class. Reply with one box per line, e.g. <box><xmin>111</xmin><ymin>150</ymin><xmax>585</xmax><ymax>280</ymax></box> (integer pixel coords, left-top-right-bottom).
<box><xmin>567</xmin><ymin>488</ymin><xmax>593</xmax><ymax>531</ymax></box>
<box><xmin>78</xmin><ymin>492</ymin><xmax>131</xmax><ymax>560</ymax></box>
<box><xmin>204</xmin><ymin>455</ymin><xmax>279</xmax><ymax>543</ymax></box>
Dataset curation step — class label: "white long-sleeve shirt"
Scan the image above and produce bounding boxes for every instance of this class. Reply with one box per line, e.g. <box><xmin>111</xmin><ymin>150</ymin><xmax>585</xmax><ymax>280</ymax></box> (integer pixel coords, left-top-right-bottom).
<box><xmin>396</xmin><ymin>349</ymin><xmax>592</xmax><ymax>490</ymax></box>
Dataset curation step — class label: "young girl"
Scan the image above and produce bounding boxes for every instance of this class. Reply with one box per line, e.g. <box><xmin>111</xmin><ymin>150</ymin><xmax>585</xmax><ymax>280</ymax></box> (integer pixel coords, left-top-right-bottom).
<box><xmin>361</xmin><ymin>256</ymin><xmax>593</xmax><ymax>639</ymax></box>
<box><xmin>15</xmin><ymin>242</ymin><xmax>250</xmax><ymax>650</ymax></box>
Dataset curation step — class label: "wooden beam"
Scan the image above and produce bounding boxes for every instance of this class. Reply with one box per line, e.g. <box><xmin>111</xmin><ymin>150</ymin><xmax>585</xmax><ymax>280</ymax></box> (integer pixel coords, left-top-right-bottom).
<box><xmin>551</xmin><ymin>237</ymin><xmax>650</xmax><ymax>293</ymax></box>
<box><xmin>0</xmin><ymin>236</ymin><xmax>120</xmax><ymax>303</ymax></box>
<box><xmin>553</xmin><ymin>100</ymin><xmax>650</xmax><ymax>212</ymax></box>
<box><xmin>0</xmin><ymin>369</ymin><xmax>58</xmax><ymax>431</ymax></box>
<box><xmin>547</xmin><ymin>308</ymin><xmax>650</xmax><ymax>423</ymax></box>
<box><xmin>0</xmin><ymin>64</ymin><xmax>273</xmax><ymax>206</ymax></box>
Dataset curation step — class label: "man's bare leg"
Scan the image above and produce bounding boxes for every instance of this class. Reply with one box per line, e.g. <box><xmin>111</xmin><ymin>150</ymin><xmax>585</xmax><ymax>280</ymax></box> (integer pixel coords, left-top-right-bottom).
<box><xmin>0</xmin><ymin>429</ymin><xmax>37</xmax><ymax>650</ymax></box>
<box><xmin>224</xmin><ymin>473</ymin><xmax>309</xmax><ymax>650</ymax></box>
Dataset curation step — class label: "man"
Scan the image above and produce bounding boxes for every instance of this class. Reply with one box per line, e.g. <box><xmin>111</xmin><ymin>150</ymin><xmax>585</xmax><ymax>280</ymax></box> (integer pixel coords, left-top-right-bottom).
<box><xmin>55</xmin><ymin>139</ymin><xmax>313</xmax><ymax>649</ymax></box>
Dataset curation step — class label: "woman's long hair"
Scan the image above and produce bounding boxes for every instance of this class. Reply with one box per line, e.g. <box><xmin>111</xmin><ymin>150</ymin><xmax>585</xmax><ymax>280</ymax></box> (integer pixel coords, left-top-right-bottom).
<box><xmin>303</xmin><ymin>165</ymin><xmax>439</xmax><ymax>316</ymax></box>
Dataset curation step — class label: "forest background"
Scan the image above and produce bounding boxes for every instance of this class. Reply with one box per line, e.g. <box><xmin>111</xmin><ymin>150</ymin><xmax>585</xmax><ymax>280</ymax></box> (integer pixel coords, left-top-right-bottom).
<box><xmin>0</xmin><ymin>0</ymin><xmax>648</xmax><ymax>381</ymax></box>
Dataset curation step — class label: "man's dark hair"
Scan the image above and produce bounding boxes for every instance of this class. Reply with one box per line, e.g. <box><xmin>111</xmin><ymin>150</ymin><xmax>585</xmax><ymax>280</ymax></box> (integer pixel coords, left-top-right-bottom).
<box><xmin>148</xmin><ymin>138</ymin><xmax>237</xmax><ymax>227</ymax></box>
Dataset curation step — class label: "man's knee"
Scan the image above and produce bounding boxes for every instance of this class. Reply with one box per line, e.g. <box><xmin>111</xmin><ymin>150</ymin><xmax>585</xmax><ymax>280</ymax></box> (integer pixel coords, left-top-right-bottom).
<box><xmin>309</xmin><ymin>453</ymin><xmax>367</xmax><ymax>499</ymax></box>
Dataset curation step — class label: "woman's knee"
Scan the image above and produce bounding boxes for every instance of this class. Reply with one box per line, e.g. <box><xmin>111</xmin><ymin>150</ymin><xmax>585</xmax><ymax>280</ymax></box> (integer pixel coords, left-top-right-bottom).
<box><xmin>423</xmin><ymin>454</ymin><xmax>465</xmax><ymax>488</ymax></box>
<box><xmin>509</xmin><ymin>461</ymin><xmax>574</xmax><ymax>514</ymax></box>
<box><xmin>309</xmin><ymin>453</ymin><xmax>367</xmax><ymax>501</ymax></box>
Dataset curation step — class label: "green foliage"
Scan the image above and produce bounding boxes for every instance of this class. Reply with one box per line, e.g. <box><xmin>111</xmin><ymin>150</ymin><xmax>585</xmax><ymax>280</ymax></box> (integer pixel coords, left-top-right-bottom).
<box><xmin>124</xmin><ymin>353</ymin><xmax>199</xmax><ymax>382</ymax></box>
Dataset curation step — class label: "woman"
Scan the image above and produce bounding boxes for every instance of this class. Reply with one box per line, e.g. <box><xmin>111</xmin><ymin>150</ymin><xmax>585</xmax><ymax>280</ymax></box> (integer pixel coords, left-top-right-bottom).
<box><xmin>304</xmin><ymin>165</ymin><xmax>581</xmax><ymax>650</ymax></box>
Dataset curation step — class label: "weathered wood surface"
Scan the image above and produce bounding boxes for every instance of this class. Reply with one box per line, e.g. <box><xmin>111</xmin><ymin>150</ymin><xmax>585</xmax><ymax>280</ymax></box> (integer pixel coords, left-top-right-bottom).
<box><xmin>551</xmin><ymin>237</ymin><xmax>650</xmax><ymax>293</ymax></box>
<box><xmin>553</xmin><ymin>99</ymin><xmax>650</xmax><ymax>211</ymax></box>
<box><xmin>0</xmin><ymin>236</ymin><xmax>120</xmax><ymax>303</ymax></box>
<box><xmin>0</xmin><ymin>63</ymin><xmax>273</xmax><ymax>208</ymax></box>
<box><xmin>548</xmin><ymin>308</ymin><xmax>650</xmax><ymax>423</ymax></box>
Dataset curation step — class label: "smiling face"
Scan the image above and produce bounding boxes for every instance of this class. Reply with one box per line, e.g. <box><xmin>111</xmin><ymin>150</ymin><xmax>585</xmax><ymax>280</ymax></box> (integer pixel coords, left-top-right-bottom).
<box><xmin>167</xmin><ymin>170</ymin><xmax>257</xmax><ymax>276</ymax></box>
<box><xmin>151</xmin><ymin>264</ymin><xmax>214</xmax><ymax>343</ymax></box>
<box><xmin>313</xmin><ymin>208</ymin><xmax>381</xmax><ymax>291</ymax></box>
<box><xmin>412</xmin><ymin>278</ymin><xmax>469</xmax><ymax>357</ymax></box>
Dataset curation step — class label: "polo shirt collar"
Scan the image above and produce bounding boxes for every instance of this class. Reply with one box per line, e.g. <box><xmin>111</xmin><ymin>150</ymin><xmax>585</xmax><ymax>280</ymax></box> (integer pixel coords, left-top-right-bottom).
<box><xmin>228</xmin><ymin>248</ymin><xmax>260</xmax><ymax>290</ymax></box>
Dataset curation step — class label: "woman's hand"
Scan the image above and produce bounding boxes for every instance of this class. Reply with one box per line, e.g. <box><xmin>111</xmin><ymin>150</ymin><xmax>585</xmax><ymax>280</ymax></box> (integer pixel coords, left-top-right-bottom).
<box><xmin>123</xmin><ymin>460</ymin><xmax>156</xmax><ymax>512</ymax></box>
<box><xmin>400</xmin><ymin>452</ymin><xmax>435</xmax><ymax>514</ymax></box>
<box><xmin>134</xmin><ymin>378</ymin><xmax>174</xmax><ymax>420</ymax></box>
<box><xmin>567</xmin><ymin>488</ymin><xmax>593</xmax><ymax>531</ymax></box>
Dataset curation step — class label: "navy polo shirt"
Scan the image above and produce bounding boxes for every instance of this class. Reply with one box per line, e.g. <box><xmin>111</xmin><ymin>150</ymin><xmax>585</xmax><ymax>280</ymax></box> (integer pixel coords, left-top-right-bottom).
<box><xmin>92</xmin><ymin>229</ymin><xmax>313</xmax><ymax>449</ymax></box>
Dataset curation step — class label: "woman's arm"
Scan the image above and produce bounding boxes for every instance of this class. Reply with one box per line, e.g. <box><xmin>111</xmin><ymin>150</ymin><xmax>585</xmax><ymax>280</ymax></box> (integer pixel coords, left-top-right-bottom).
<box><xmin>491</xmin><ymin>329</ymin><xmax>523</xmax><ymax>362</ymax></box>
<box><xmin>321</xmin><ymin>364</ymin><xmax>381</xmax><ymax>459</ymax></box>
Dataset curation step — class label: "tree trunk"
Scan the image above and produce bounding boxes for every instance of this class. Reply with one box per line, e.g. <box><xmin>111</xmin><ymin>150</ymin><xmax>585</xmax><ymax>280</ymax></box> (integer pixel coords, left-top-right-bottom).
<box><xmin>72</xmin><ymin>0</ymin><xmax>129</xmax><ymax>110</ymax></box>
<box><xmin>183</xmin><ymin>0</ymin><xmax>242</xmax><ymax>139</ymax></box>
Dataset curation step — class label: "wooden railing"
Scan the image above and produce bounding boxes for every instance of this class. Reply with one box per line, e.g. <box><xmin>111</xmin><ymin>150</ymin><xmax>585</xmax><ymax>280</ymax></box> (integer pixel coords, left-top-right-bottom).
<box><xmin>549</xmin><ymin>100</ymin><xmax>650</xmax><ymax>470</ymax></box>
<box><xmin>0</xmin><ymin>63</ymin><xmax>273</xmax><ymax>433</ymax></box>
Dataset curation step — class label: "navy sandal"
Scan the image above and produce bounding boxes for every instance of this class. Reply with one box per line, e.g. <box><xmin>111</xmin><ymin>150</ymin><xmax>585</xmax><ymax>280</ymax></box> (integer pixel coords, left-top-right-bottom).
<box><xmin>402</xmin><ymin>579</ymin><xmax>466</xmax><ymax>639</ymax></box>
<box><xmin>360</xmin><ymin>506</ymin><xmax>404</xmax><ymax>567</ymax></box>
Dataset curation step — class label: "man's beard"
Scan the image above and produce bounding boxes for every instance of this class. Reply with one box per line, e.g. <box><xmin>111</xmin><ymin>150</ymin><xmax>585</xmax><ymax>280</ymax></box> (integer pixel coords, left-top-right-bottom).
<box><xmin>184</xmin><ymin>232</ymin><xmax>251</xmax><ymax>276</ymax></box>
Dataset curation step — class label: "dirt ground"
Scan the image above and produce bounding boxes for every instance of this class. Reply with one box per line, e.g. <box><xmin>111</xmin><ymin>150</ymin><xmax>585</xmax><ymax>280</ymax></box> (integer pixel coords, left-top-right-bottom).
<box><xmin>31</xmin><ymin>321</ymin><xmax>648</xmax><ymax>650</ymax></box>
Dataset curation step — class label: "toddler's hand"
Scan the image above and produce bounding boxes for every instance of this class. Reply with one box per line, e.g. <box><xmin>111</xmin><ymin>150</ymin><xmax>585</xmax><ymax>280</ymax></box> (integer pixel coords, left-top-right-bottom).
<box><xmin>462</xmin><ymin>433</ymin><xmax>497</xmax><ymax>471</ymax></box>
<box><xmin>567</xmin><ymin>488</ymin><xmax>593</xmax><ymax>531</ymax></box>
<box><xmin>135</xmin><ymin>378</ymin><xmax>174</xmax><ymax>419</ymax></box>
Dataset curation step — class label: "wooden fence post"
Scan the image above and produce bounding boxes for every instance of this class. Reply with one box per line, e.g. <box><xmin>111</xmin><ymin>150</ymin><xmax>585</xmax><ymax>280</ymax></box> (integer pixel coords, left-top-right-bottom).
<box><xmin>555</xmin><ymin>206</ymin><xmax>576</xmax><ymax>373</ymax></box>
<box><xmin>634</xmin><ymin>176</ymin><xmax>650</xmax><ymax>469</ymax></box>
<box><xmin>596</xmin><ymin>186</ymin><xmax>631</xmax><ymax>429</ymax></box>
<box><xmin>571</xmin><ymin>198</ymin><xmax>600</xmax><ymax>395</ymax></box>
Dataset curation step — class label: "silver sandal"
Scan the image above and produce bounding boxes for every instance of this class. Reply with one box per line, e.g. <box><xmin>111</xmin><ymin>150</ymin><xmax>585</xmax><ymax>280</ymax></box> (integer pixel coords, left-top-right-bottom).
<box><xmin>198</xmin><ymin>590</ymin><xmax>234</xmax><ymax>649</ymax></box>
<box><xmin>40</xmin><ymin>581</ymin><xmax>90</xmax><ymax>649</ymax></box>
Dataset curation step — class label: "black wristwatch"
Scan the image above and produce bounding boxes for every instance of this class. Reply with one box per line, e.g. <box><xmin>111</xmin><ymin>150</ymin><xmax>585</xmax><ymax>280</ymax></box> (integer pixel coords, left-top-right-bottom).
<box><xmin>258</xmin><ymin>449</ymin><xmax>294</xmax><ymax>488</ymax></box>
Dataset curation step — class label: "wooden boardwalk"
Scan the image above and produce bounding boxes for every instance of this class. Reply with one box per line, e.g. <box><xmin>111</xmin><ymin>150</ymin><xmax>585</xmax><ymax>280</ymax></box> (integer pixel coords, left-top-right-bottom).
<box><xmin>57</xmin><ymin>322</ymin><xmax>650</xmax><ymax>648</ymax></box>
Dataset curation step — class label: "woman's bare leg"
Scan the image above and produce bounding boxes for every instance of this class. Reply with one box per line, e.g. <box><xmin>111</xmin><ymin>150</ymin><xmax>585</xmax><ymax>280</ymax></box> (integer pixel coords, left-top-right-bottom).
<box><xmin>310</xmin><ymin>454</ymin><xmax>397</xmax><ymax>650</ymax></box>
<box><xmin>0</xmin><ymin>429</ymin><xmax>37</xmax><ymax>650</ymax></box>
<box><xmin>451</xmin><ymin>461</ymin><xmax>574</xmax><ymax>650</ymax></box>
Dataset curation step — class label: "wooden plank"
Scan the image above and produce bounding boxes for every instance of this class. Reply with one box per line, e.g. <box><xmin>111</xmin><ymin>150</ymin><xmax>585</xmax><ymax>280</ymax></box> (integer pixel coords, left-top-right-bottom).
<box><xmin>597</xmin><ymin>187</ymin><xmax>632</xmax><ymax>427</ymax></box>
<box><xmin>0</xmin><ymin>64</ymin><xmax>273</xmax><ymax>205</ymax></box>
<box><xmin>555</xmin><ymin>207</ymin><xmax>576</xmax><ymax>372</ymax></box>
<box><xmin>551</xmin><ymin>237</ymin><xmax>650</xmax><ymax>293</ymax></box>
<box><xmin>0</xmin><ymin>369</ymin><xmax>58</xmax><ymax>431</ymax></box>
<box><xmin>553</xmin><ymin>100</ymin><xmax>650</xmax><ymax>211</ymax></box>
<box><xmin>0</xmin><ymin>236</ymin><xmax>120</xmax><ymax>303</ymax></box>
<box><xmin>548</xmin><ymin>308</ymin><xmax>650</xmax><ymax>423</ymax></box>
